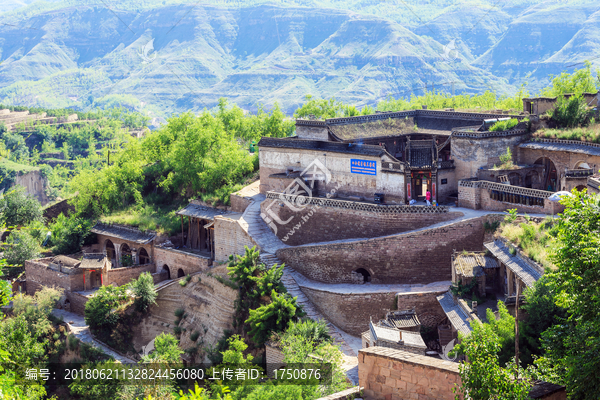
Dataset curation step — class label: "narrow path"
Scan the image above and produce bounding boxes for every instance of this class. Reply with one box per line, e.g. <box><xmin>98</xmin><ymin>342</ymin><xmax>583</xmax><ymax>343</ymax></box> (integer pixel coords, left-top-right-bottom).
<box><xmin>52</xmin><ymin>309</ymin><xmax>136</xmax><ymax>364</ymax></box>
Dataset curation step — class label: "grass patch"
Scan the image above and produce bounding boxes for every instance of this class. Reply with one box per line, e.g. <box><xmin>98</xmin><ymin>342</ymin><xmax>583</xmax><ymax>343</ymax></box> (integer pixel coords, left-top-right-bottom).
<box><xmin>533</xmin><ymin>123</ymin><xmax>600</xmax><ymax>143</ymax></box>
<box><xmin>0</xmin><ymin>158</ymin><xmax>39</xmax><ymax>172</ymax></box>
<box><xmin>489</xmin><ymin>118</ymin><xmax>519</xmax><ymax>132</ymax></box>
<box><xmin>497</xmin><ymin>216</ymin><xmax>557</xmax><ymax>270</ymax></box>
<box><xmin>100</xmin><ymin>202</ymin><xmax>183</xmax><ymax>235</ymax></box>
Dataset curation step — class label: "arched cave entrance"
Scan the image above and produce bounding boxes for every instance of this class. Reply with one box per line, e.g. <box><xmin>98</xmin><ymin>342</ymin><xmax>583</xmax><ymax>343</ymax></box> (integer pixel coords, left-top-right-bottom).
<box><xmin>355</xmin><ymin>268</ymin><xmax>371</xmax><ymax>283</ymax></box>
<box><xmin>534</xmin><ymin>157</ymin><xmax>558</xmax><ymax>192</ymax></box>
<box><xmin>162</xmin><ymin>265</ymin><xmax>171</xmax><ymax>280</ymax></box>
<box><xmin>120</xmin><ymin>243</ymin><xmax>132</xmax><ymax>267</ymax></box>
<box><xmin>105</xmin><ymin>240</ymin><xmax>116</xmax><ymax>265</ymax></box>
<box><xmin>177</xmin><ymin>268</ymin><xmax>185</xmax><ymax>278</ymax></box>
<box><xmin>139</xmin><ymin>248</ymin><xmax>150</xmax><ymax>265</ymax></box>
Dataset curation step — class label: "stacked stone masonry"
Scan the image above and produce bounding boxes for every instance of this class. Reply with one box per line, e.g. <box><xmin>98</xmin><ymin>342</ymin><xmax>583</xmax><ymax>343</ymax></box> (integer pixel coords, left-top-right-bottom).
<box><xmin>261</xmin><ymin>198</ymin><xmax>462</xmax><ymax>246</ymax></box>
<box><xmin>276</xmin><ymin>215</ymin><xmax>496</xmax><ymax>284</ymax></box>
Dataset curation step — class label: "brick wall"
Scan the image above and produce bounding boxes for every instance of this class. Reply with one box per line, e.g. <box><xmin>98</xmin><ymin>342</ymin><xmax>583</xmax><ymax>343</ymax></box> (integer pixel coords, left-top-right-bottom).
<box><xmin>25</xmin><ymin>258</ymin><xmax>84</xmax><ymax>294</ymax></box>
<box><xmin>214</xmin><ymin>215</ymin><xmax>257</xmax><ymax>262</ymax></box>
<box><xmin>358</xmin><ymin>347</ymin><xmax>461</xmax><ymax>400</ymax></box>
<box><xmin>277</xmin><ymin>216</ymin><xmax>493</xmax><ymax>285</ymax></box>
<box><xmin>457</xmin><ymin>184</ymin><xmax>480</xmax><ymax>209</ymax></box>
<box><xmin>300</xmin><ymin>287</ymin><xmax>447</xmax><ymax>336</ymax></box>
<box><xmin>261</xmin><ymin>201</ymin><xmax>463</xmax><ymax>245</ymax></box>
<box><xmin>69</xmin><ymin>292</ymin><xmax>90</xmax><ymax>315</ymax></box>
<box><xmin>265</xmin><ymin>343</ymin><xmax>286</xmax><ymax>377</ymax></box>
<box><xmin>230</xmin><ymin>193</ymin><xmax>253</xmax><ymax>213</ymax></box>
<box><xmin>437</xmin><ymin>168</ymin><xmax>458</xmax><ymax>204</ymax></box>
<box><xmin>459</xmin><ymin>184</ymin><xmax>565</xmax><ymax>215</ymax></box>
<box><xmin>107</xmin><ymin>264</ymin><xmax>156</xmax><ymax>286</ymax></box>
<box><xmin>153</xmin><ymin>247</ymin><xmax>211</xmax><ymax>277</ymax></box>
<box><xmin>296</xmin><ymin>124</ymin><xmax>329</xmax><ymax>140</ymax></box>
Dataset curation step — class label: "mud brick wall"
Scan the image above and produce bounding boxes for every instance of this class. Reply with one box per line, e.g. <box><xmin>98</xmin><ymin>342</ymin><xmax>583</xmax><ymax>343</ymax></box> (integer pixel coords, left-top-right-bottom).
<box><xmin>265</xmin><ymin>343</ymin><xmax>286</xmax><ymax>377</ymax></box>
<box><xmin>230</xmin><ymin>193</ymin><xmax>253</xmax><ymax>213</ymax></box>
<box><xmin>213</xmin><ymin>216</ymin><xmax>257</xmax><ymax>262</ymax></box>
<box><xmin>457</xmin><ymin>184</ymin><xmax>480</xmax><ymax>209</ymax></box>
<box><xmin>261</xmin><ymin>201</ymin><xmax>463</xmax><ymax>245</ymax></box>
<box><xmin>25</xmin><ymin>259</ymin><xmax>84</xmax><ymax>294</ymax></box>
<box><xmin>69</xmin><ymin>292</ymin><xmax>89</xmax><ymax>315</ymax></box>
<box><xmin>300</xmin><ymin>288</ymin><xmax>448</xmax><ymax>336</ymax></box>
<box><xmin>153</xmin><ymin>247</ymin><xmax>212</xmax><ymax>276</ymax></box>
<box><xmin>358</xmin><ymin>347</ymin><xmax>461</xmax><ymax>400</ymax></box>
<box><xmin>277</xmin><ymin>216</ymin><xmax>492</xmax><ymax>285</ymax></box>
<box><xmin>107</xmin><ymin>264</ymin><xmax>156</xmax><ymax>286</ymax></box>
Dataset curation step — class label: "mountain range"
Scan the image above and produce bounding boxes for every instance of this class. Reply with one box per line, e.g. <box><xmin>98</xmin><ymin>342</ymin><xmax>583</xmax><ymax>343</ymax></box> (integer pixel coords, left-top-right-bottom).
<box><xmin>0</xmin><ymin>0</ymin><xmax>599</xmax><ymax>116</ymax></box>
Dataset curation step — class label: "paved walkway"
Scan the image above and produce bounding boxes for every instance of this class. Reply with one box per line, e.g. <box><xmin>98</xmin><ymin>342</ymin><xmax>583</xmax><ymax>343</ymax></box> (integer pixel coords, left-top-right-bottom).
<box><xmin>52</xmin><ymin>309</ymin><xmax>136</xmax><ymax>364</ymax></box>
<box><xmin>239</xmin><ymin>193</ymin><xmax>290</xmax><ymax>254</ymax></box>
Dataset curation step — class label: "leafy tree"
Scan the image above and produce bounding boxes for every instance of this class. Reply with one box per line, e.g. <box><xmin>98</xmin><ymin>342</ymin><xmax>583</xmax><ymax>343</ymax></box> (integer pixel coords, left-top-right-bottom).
<box><xmin>131</xmin><ymin>271</ymin><xmax>158</xmax><ymax>312</ymax></box>
<box><xmin>537</xmin><ymin>190</ymin><xmax>600</xmax><ymax>399</ymax></box>
<box><xmin>246</xmin><ymin>290</ymin><xmax>300</xmax><ymax>345</ymax></box>
<box><xmin>453</xmin><ymin>319</ymin><xmax>531</xmax><ymax>400</ymax></box>
<box><xmin>549</xmin><ymin>94</ymin><xmax>589</xmax><ymax>128</ymax></box>
<box><xmin>541</xmin><ymin>61</ymin><xmax>600</xmax><ymax>97</ymax></box>
<box><xmin>48</xmin><ymin>212</ymin><xmax>92</xmax><ymax>254</ymax></box>
<box><xmin>520</xmin><ymin>275</ymin><xmax>566</xmax><ymax>365</ymax></box>
<box><xmin>0</xmin><ymin>186</ymin><xmax>43</xmax><ymax>227</ymax></box>
<box><xmin>12</xmin><ymin>287</ymin><xmax>63</xmax><ymax>335</ymax></box>
<box><xmin>3</xmin><ymin>230</ymin><xmax>40</xmax><ymax>266</ymax></box>
<box><xmin>485</xmin><ymin>302</ymin><xmax>517</xmax><ymax>366</ymax></box>
<box><xmin>84</xmin><ymin>284</ymin><xmax>129</xmax><ymax>332</ymax></box>
<box><xmin>141</xmin><ymin>332</ymin><xmax>182</xmax><ymax>363</ymax></box>
<box><xmin>69</xmin><ymin>360</ymin><xmax>125</xmax><ymax>400</ymax></box>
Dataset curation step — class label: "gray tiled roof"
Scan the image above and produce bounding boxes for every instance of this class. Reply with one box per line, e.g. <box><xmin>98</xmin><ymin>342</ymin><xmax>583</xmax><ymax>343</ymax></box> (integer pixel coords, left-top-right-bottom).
<box><xmin>484</xmin><ymin>240</ymin><xmax>542</xmax><ymax>288</ymax></box>
<box><xmin>176</xmin><ymin>203</ymin><xmax>233</xmax><ymax>220</ymax></box>
<box><xmin>436</xmin><ymin>292</ymin><xmax>474</xmax><ymax>336</ymax></box>
<box><xmin>91</xmin><ymin>223</ymin><xmax>156</xmax><ymax>245</ymax></box>
<box><xmin>520</xmin><ymin>141</ymin><xmax>600</xmax><ymax>157</ymax></box>
<box><xmin>385</xmin><ymin>310</ymin><xmax>421</xmax><ymax>329</ymax></box>
<box><xmin>79</xmin><ymin>253</ymin><xmax>108</xmax><ymax>269</ymax></box>
<box><xmin>258</xmin><ymin>137</ymin><xmax>391</xmax><ymax>158</ymax></box>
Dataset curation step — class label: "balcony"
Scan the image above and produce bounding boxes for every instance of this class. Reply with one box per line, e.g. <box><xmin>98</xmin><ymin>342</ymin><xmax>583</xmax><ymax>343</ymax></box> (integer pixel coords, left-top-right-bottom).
<box><xmin>565</xmin><ymin>168</ymin><xmax>594</xmax><ymax>178</ymax></box>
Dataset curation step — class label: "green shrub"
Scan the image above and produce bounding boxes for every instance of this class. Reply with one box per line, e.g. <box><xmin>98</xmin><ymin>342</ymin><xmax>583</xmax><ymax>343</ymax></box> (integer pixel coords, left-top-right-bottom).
<box><xmin>489</xmin><ymin>118</ymin><xmax>519</xmax><ymax>132</ymax></box>
<box><xmin>0</xmin><ymin>186</ymin><xmax>43</xmax><ymax>227</ymax></box>
<box><xmin>3</xmin><ymin>230</ymin><xmax>40</xmax><ymax>267</ymax></box>
<box><xmin>549</xmin><ymin>94</ymin><xmax>589</xmax><ymax>128</ymax></box>
<box><xmin>48</xmin><ymin>213</ymin><xmax>92</xmax><ymax>255</ymax></box>
<box><xmin>174</xmin><ymin>308</ymin><xmax>185</xmax><ymax>319</ymax></box>
<box><xmin>84</xmin><ymin>285</ymin><xmax>129</xmax><ymax>332</ymax></box>
<box><xmin>283</xmin><ymin>319</ymin><xmax>331</xmax><ymax>344</ymax></box>
<box><xmin>131</xmin><ymin>272</ymin><xmax>157</xmax><ymax>312</ymax></box>
<box><xmin>190</xmin><ymin>331</ymin><xmax>200</xmax><ymax>342</ymax></box>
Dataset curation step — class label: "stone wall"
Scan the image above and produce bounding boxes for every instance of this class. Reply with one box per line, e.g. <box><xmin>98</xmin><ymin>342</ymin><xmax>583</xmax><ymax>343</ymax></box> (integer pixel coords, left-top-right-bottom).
<box><xmin>437</xmin><ymin>168</ymin><xmax>457</xmax><ymax>203</ymax></box>
<box><xmin>277</xmin><ymin>216</ymin><xmax>494</xmax><ymax>285</ymax></box>
<box><xmin>43</xmin><ymin>198</ymin><xmax>76</xmax><ymax>221</ymax></box>
<box><xmin>358</xmin><ymin>347</ymin><xmax>461</xmax><ymax>400</ymax></box>
<box><xmin>25</xmin><ymin>258</ymin><xmax>84</xmax><ymax>294</ymax></box>
<box><xmin>300</xmin><ymin>287</ymin><xmax>448</xmax><ymax>336</ymax></box>
<box><xmin>153</xmin><ymin>247</ymin><xmax>212</xmax><ymax>277</ymax></box>
<box><xmin>295</xmin><ymin>123</ymin><xmax>329</xmax><ymax>140</ymax></box>
<box><xmin>230</xmin><ymin>193</ymin><xmax>253</xmax><ymax>213</ymax></box>
<box><xmin>107</xmin><ymin>264</ymin><xmax>156</xmax><ymax>286</ymax></box>
<box><xmin>314</xmin><ymin>387</ymin><xmax>362</xmax><ymax>400</ymax></box>
<box><xmin>130</xmin><ymin>269</ymin><xmax>237</xmax><ymax>360</ymax></box>
<box><xmin>15</xmin><ymin>170</ymin><xmax>49</xmax><ymax>205</ymax></box>
<box><xmin>69</xmin><ymin>292</ymin><xmax>89</xmax><ymax>315</ymax></box>
<box><xmin>258</xmin><ymin>147</ymin><xmax>405</xmax><ymax>203</ymax></box>
<box><xmin>452</xmin><ymin>134</ymin><xmax>529</xmax><ymax>181</ymax></box>
<box><xmin>265</xmin><ymin>343</ymin><xmax>286</xmax><ymax>377</ymax></box>
<box><xmin>95</xmin><ymin>233</ymin><xmax>154</xmax><ymax>269</ymax></box>
<box><xmin>261</xmin><ymin>200</ymin><xmax>463</xmax><ymax>246</ymax></box>
<box><xmin>213</xmin><ymin>215</ymin><xmax>257</xmax><ymax>262</ymax></box>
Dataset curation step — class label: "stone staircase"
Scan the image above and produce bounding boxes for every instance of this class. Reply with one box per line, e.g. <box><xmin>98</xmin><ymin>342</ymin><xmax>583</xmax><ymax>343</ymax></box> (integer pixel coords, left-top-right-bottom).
<box><xmin>239</xmin><ymin>193</ymin><xmax>289</xmax><ymax>254</ymax></box>
<box><xmin>259</xmin><ymin>252</ymin><xmax>357</xmax><ymax>357</ymax></box>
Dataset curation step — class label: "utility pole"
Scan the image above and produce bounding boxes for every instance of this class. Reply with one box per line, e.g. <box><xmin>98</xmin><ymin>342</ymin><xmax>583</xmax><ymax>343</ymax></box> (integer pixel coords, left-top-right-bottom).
<box><xmin>515</xmin><ymin>282</ymin><xmax>520</xmax><ymax>378</ymax></box>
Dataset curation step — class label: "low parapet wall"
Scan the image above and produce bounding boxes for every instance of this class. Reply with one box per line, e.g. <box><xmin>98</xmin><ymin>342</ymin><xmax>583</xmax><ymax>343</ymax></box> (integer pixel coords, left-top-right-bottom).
<box><xmin>262</xmin><ymin>193</ymin><xmax>461</xmax><ymax>246</ymax></box>
<box><xmin>458</xmin><ymin>180</ymin><xmax>564</xmax><ymax>215</ymax></box>
<box><xmin>359</xmin><ymin>347</ymin><xmax>461</xmax><ymax>400</ymax></box>
<box><xmin>277</xmin><ymin>215</ymin><xmax>497</xmax><ymax>285</ymax></box>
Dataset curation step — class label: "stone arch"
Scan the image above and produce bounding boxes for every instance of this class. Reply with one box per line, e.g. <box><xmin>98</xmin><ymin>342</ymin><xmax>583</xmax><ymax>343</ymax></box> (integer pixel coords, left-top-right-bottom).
<box><xmin>162</xmin><ymin>265</ymin><xmax>171</xmax><ymax>280</ymax></box>
<box><xmin>354</xmin><ymin>268</ymin><xmax>371</xmax><ymax>283</ymax></box>
<box><xmin>139</xmin><ymin>247</ymin><xmax>150</xmax><ymax>265</ymax></box>
<box><xmin>534</xmin><ymin>157</ymin><xmax>558</xmax><ymax>192</ymax></box>
<box><xmin>574</xmin><ymin>160</ymin><xmax>591</xmax><ymax>169</ymax></box>
<box><xmin>177</xmin><ymin>268</ymin><xmax>185</xmax><ymax>278</ymax></box>
<box><xmin>105</xmin><ymin>240</ymin><xmax>116</xmax><ymax>263</ymax></box>
<box><xmin>120</xmin><ymin>243</ymin><xmax>132</xmax><ymax>267</ymax></box>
